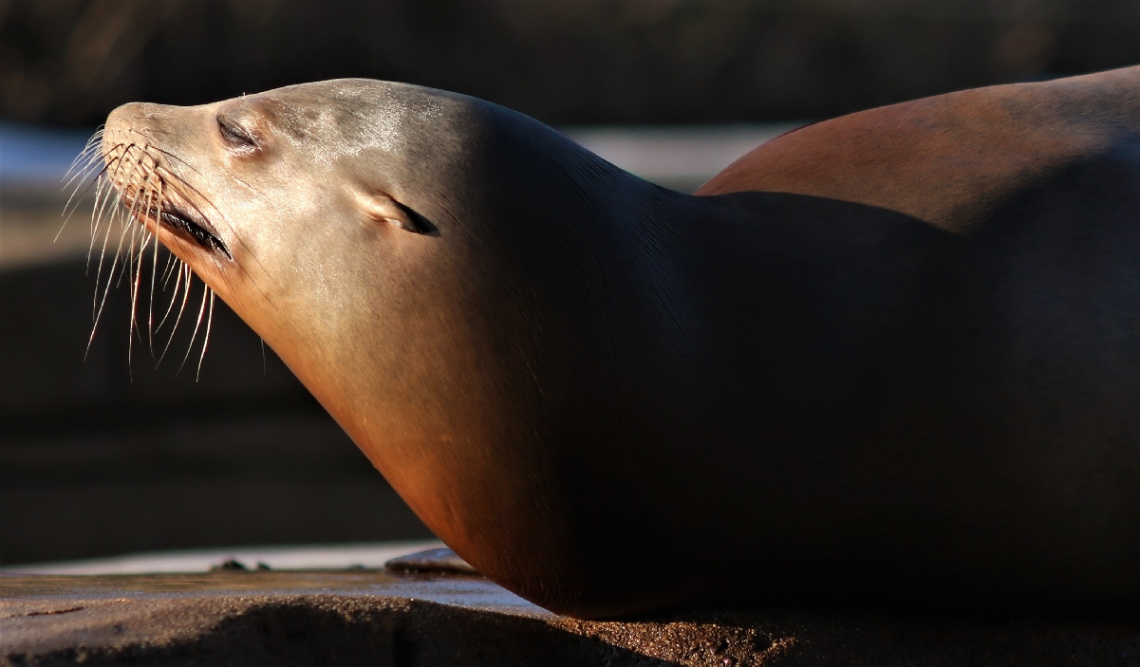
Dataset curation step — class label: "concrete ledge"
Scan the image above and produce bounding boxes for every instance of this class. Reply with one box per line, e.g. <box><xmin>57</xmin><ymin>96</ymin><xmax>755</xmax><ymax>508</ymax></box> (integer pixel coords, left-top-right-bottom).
<box><xmin>4</xmin><ymin>571</ymin><xmax>1140</xmax><ymax>666</ymax></box>
<box><xmin>0</xmin><ymin>542</ymin><xmax>446</xmax><ymax>576</ymax></box>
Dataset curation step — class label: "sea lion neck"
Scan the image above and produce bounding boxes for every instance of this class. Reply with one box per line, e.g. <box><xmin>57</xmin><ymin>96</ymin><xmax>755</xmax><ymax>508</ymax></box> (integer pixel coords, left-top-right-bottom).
<box><xmin>288</xmin><ymin>117</ymin><xmax>705</xmax><ymax>452</ymax></box>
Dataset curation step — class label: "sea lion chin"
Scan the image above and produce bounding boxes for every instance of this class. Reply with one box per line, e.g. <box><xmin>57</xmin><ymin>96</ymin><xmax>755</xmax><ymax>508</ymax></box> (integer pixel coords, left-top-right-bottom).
<box><xmin>96</xmin><ymin>67</ymin><xmax>1140</xmax><ymax>619</ymax></box>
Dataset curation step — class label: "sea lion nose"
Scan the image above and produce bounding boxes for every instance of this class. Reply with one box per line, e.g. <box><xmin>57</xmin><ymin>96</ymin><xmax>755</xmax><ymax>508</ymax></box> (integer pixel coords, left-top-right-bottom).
<box><xmin>104</xmin><ymin>102</ymin><xmax>195</xmax><ymax>143</ymax></box>
<box><xmin>106</xmin><ymin>102</ymin><xmax>158</xmax><ymax>129</ymax></box>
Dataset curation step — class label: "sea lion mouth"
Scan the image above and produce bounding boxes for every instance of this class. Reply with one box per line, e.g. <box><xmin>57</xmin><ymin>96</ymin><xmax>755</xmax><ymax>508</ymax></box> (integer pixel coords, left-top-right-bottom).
<box><xmin>117</xmin><ymin>185</ymin><xmax>232</xmax><ymax>260</ymax></box>
<box><xmin>99</xmin><ymin>139</ymin><xmax>233</xmax><ymax>261</ymax></box>
<box><xmin>153</xmin><ymin>200</ymin><xmax>231</xmax><ymax>258</ymax></box>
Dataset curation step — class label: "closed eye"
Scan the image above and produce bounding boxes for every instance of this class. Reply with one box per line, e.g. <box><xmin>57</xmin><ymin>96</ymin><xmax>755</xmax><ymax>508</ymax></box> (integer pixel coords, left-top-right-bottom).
<box><xmin>217</xmin><ymin>116</ymin><xmax>257</xmax><ymax>149</ymax></box>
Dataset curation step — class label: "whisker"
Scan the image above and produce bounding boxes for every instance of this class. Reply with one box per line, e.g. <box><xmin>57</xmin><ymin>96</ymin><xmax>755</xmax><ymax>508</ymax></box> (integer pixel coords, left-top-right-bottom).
<box><xmin>63</xmin><ymin>150</ymin><xmax>106</xmax><ymax>196</ymax></box>
<box><xmin>140</xmin><ymin>140</ymin><xmax>207</xmax><ymax>178</ymax></box>
<box><xmin>160</xmin><ymin>251</ymin><xmax>180</xmax><ymax>286</ymax></box>
<box><xmin>158</xmin><ymin>264</ymin><xmax>194</xmax><ymax>366</ymax></box>
<box><xmin>197</xmin><ymin>289</ymin><xmax>216</xmax><ymax>380</ymax></box>
<box><xmin>126</xmin><ymin>224</ymin><xmax>143</xmax><ymax>365</ymax></box>
<box><xmin>86</xmin><ymin>157</ymin><xmax>137</xmax><ymax>358</ymax></box>
<box><xmin>68</xmin><ymin>163</ymin><xmax>110</xmax><ymax>229</ymax></box>
<box><xmin>156</xmin><ymin>255</ymin><xmax>185</xmax><ymax>332</ymax></box>
<box><xmin>62</xmin><ymin>129</ymin><xmax>104</xmax><ymax>196</ymax></box>
<box><xmin>148</xmin><ymin>219</ymin><xmax>162</xmax><ymax>354</ymax></box>
<box><xmin>91</xmin><ymin>145</ymin><xmax>136</xmax><ymax>241</ymax></box>
<box><xmin>89</xmin><ymin>165</ymin><xmax>124</xmax><ymax>263</ymax></box>
<box><xmin>88</xmin><ymin>141</ymin><xmax>142</xmax><ymax>357</ymax></box>
<box><xmin>138</xmin><ymin>181</ymin><xmax>162</xmax><ymax>356</ymax></box>
<box><xmin>86</xmin><ymin>175</ymin><xmax>108</xmax><ymax>262</ymax></box>
<box><xmin>65</xmin><ymin>126</ymin><xmax>104</xmax><ymax>175</ymax></box>
<box><xmin>89</xmin><ymin>191</ymin><xmax>119</xmax><ymax>319</ymax></box>
<box><xmin>87</xmin><ymin>130</ymin><xmax>225</xmax><ymax>376</ymax></box>
<box><xmin>64</xmin><ymin>135</ymin><xmax>105</xmax><ymax>186</ymax></box>
<box><xmin>96</xmin><ymin>177</ymin><xmax>143</xmax><ymax>334</ymax></box>
<box><xmin>60</xmin><ymin>141</ymin><xmax>107</xmax><ymax>237</ymax></box>
<box><xmin>179</xmin><ymin>279</ymin><xmax>211</xmax><ymax>375</ymax></box>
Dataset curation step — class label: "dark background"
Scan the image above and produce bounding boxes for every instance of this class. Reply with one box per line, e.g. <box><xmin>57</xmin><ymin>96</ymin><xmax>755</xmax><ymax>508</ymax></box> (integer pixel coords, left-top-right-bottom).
<box><xmin>5</xmin><ymin>0</ymin><xmax>1140</xmax><ymax>128</ymax></box>
<box><xmin>3</xmin><ymin>0</ymin><xmax>1140</xmax><ymax>566</ymax></box>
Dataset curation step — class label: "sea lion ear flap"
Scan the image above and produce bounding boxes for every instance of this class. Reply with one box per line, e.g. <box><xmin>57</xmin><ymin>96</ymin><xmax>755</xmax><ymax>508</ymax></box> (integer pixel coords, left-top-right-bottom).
<box><xmin>358</xmin><ymin>191</ymin><xmax>429</xmax><ymax>234</ymax></box>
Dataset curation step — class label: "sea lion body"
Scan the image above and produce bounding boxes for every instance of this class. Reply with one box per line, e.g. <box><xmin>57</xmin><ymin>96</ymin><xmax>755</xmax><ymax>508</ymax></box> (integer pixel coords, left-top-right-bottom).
<box><xmin>100</xmin><ymin>67</ymin><xmax>1140</xmax><ymax>618</ymax></box>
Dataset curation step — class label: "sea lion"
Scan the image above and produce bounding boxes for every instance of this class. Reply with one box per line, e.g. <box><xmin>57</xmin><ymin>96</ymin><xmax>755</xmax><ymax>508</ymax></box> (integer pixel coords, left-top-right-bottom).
<box><xmin>95</xmin><ymin>66</ymin><xmax>1140</xmax><ymax>619</ymax></box>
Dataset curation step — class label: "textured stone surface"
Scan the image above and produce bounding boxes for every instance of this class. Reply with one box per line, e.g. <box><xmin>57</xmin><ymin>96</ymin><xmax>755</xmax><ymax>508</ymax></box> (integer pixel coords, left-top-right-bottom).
<box><xmin>3</xmin><ymin>571</ymin><xmax>1140</xmax><ymax>666</ymax></box>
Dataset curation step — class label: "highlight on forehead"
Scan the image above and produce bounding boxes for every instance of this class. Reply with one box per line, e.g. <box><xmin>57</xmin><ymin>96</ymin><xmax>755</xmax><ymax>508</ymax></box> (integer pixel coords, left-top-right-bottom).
<box><xmin>258</xmin><ymin>80</ymin><xmax>454</xmax><ymax>155</ymax></box>
<box><xmin>334</xmin><ymin>84</ymin><xmax>449</xmax><ymax>154</ymax></box>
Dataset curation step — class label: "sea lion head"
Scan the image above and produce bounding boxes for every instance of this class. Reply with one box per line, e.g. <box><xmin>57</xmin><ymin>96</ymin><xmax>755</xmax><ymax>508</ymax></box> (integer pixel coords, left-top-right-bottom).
<box><xmin>103</xmin><ymin>79</ymin><xmax>514</xmax><ymax>330</ymax></box>
<box><xmin>100</xmin><ymin>77</ymin><xmax>624</xmax><ymax>399</ymax></box>
<box><xmin>99</xmin><ymin>79</ymin><xmax>673</xmax><ymax>615</ymax></box>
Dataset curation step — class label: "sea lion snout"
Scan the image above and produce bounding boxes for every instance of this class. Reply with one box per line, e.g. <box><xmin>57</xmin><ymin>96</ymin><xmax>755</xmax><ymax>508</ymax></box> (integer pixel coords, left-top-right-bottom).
<box><xmin>100</xmin><ymin>101</ymin><xmax>238</xmax><ymax>273</ymax></box>
<box><xmin>104</xmin><ymin>101</ymin><xmax>160</xmax><ymax>131</ymax></box>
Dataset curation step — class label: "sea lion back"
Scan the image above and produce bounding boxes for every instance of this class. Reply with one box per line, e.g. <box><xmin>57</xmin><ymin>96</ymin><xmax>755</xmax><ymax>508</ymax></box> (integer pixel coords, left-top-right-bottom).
<box><xmin>696</xmin><ymin>65</ymin><xmax>1140</xmax><ymax>233</ymax></box>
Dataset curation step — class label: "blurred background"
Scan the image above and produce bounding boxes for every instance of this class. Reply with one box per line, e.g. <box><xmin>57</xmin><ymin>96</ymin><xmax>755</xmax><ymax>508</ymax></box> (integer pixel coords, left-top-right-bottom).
<box><xmin>3</xmin><ymin>0</ymin><xmax>1140</xmax><ymax>567</ymax></box>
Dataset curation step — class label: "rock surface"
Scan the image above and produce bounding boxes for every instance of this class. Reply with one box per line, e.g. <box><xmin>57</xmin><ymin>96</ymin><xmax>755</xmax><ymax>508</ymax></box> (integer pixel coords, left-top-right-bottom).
<box><xmin>3</xmin><ymin>571</ymin><xmax>1139</xmax><ymax>666</ymax></box>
